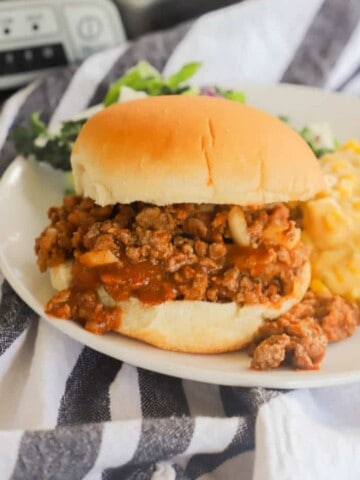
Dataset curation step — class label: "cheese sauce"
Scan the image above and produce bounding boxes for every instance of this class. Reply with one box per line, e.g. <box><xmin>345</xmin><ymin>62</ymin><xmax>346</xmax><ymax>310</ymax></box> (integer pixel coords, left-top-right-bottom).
<box><xmin>302</xmin><ymin>140</ymin><xmax>360</xmax><ymax>302</ymax></box>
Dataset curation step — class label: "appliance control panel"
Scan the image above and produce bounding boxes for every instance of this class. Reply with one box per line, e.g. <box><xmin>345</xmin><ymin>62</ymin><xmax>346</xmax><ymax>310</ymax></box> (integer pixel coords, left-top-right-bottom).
<box><xmin>0</xmin><ymin>0</ymin><xmax>126</xmax><ymax>89</ymax></box>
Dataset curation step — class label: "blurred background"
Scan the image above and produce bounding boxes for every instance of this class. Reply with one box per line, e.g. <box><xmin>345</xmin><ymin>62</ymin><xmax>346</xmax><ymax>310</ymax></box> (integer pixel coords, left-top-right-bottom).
<box><xmin>0</xmin><ymin>0</ymin><xmax>243</xmax><ymax>102</ymax></box>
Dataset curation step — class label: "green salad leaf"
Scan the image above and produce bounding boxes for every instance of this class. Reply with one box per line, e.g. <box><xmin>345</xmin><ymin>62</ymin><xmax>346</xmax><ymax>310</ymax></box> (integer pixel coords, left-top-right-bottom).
<box><xmin>103</xmin><ymin>61</ymin><xmax>161</xmax><ymax>106</ymax></box>
<box><xmin>215</xmin><ymin>87</ymin><xmax>246</xmax><ymax>103</ymax></box>
<box><xmin>166</xmin><ymin>62</ymin><xmax>202</xmax><ymax>88</ymax></box>
<box><xmin>29</xmin><ymin>111</ymin><xmax>48</xmax><ymax>136</ymax></box>
<box><xmin>278</xmin><ymin>116</ymin><xmax>336</xmax><ymax>158</ymax></box>
<box><xmin>299</xmin><ymin>126</ymin><xmax>336</xmax><ymax>158</ymax></box>
<box><xmin>64</xmin><ymin>172</ymin><xmax>75</xmax><ymax>195</ymax></box>
<box><xmin>103</xmin><ymin>61</ymin><xmax>202</xmax><ymax>106</ymax></box>
<box><xmin>9</xmin><ymin>113</ymin><xmax>86</xmax><ymax>171</ymax></box>
<box><xmin>8</xmin><ymin>61</ymin><xmax>247</xmax><ymax>173</ymax></box>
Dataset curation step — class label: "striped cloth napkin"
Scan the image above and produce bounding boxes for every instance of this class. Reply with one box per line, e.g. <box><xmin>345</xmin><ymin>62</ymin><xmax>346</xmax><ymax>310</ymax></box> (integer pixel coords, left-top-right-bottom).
<box><xmin>1</xmin><ymin>0</ymin><xmax>360</xmax><ymax>479</ymax></box>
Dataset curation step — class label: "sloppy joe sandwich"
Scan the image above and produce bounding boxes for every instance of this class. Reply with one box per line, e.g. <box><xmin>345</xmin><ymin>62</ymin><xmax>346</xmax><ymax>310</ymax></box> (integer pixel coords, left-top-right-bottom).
<box><xmin>35</xmin><ymin>95</ymin><xmax>325</xmax><ymax>353</ymax></box>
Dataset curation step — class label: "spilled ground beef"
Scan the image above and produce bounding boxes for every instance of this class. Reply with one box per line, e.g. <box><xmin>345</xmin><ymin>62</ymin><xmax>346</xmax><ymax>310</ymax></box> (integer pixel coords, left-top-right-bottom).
<box><xmin>250</xmin><ymin>291</ymin><xmax>360</xmax><ymax>370</ymax></box>
<box><xmin>35</xmin><ymin>197</ymin><xmax>308</xmax><ymax>333</ymax></box>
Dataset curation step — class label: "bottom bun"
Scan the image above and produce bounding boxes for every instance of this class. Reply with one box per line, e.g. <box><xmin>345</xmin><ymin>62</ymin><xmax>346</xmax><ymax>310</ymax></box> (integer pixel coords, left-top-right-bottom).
<box><xmin>50</xmin><ymin>262</ymin><xmax>310</xmax><ymax>353</ymax></box>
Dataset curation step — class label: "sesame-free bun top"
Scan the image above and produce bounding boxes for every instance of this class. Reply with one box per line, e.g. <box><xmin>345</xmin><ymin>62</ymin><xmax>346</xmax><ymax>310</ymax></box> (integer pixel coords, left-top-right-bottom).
<box><xmin>71</xmin><ymin>95</ymin><xmax>324</xmax><ymax>206</ymax></box>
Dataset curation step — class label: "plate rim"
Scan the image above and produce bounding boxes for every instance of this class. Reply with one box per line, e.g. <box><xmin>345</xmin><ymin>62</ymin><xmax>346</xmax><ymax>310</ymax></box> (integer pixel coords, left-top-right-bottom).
<box><xmin>1</xmin><ymin>83</ymin><xmax>360</xmax><ymax>388</ymax></box>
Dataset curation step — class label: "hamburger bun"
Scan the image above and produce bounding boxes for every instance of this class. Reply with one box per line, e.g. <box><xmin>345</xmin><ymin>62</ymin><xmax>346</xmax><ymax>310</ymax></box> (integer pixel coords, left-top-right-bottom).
<box><xmin>46</xmin><ymin>96</ymin><xmax>324</xmax><ymax>353</ymax></box>
<box><xmin>49</xmin><ymin>261</ymin><xmax>310</xmax><ymax>353</ymax></box>
<box><xmin>71</xmin><ymin>95</ymin><xmax>324</xmax><ymax>206</ymax></box>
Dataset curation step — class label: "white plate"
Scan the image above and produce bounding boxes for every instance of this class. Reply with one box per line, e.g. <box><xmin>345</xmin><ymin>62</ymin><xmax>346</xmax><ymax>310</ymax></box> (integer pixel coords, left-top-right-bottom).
<box><xmin>1</xmin><ymin>83</ymin><xmax>360</xmax><ymax>389</ymax></box>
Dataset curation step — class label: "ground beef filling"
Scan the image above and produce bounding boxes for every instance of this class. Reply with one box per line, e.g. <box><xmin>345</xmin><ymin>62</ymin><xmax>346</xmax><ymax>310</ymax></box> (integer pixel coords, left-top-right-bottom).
<box><xmin>250</xmin><ymin>291</ymin><xmax>360</xmax><ymax>370</ymax></box>
<box><xmin>35</xmin><ymin>197</ymin><xmax>307</xmax><ymax>333</ymax></box>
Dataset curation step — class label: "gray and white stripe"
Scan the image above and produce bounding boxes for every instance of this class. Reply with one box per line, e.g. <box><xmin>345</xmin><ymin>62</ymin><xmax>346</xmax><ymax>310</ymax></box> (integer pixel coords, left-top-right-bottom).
<box><xmin>281</xmin><ymin>0</ymin><xmax>360</xmax><ymax>85</ymax></box>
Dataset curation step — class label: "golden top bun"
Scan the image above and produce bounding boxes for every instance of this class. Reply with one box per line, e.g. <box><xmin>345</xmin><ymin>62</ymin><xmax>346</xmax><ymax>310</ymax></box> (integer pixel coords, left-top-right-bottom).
<box><xmin>71</xmin><ymin>95</ymin><xmax>324</xmax><ymax>206</ymax></box>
